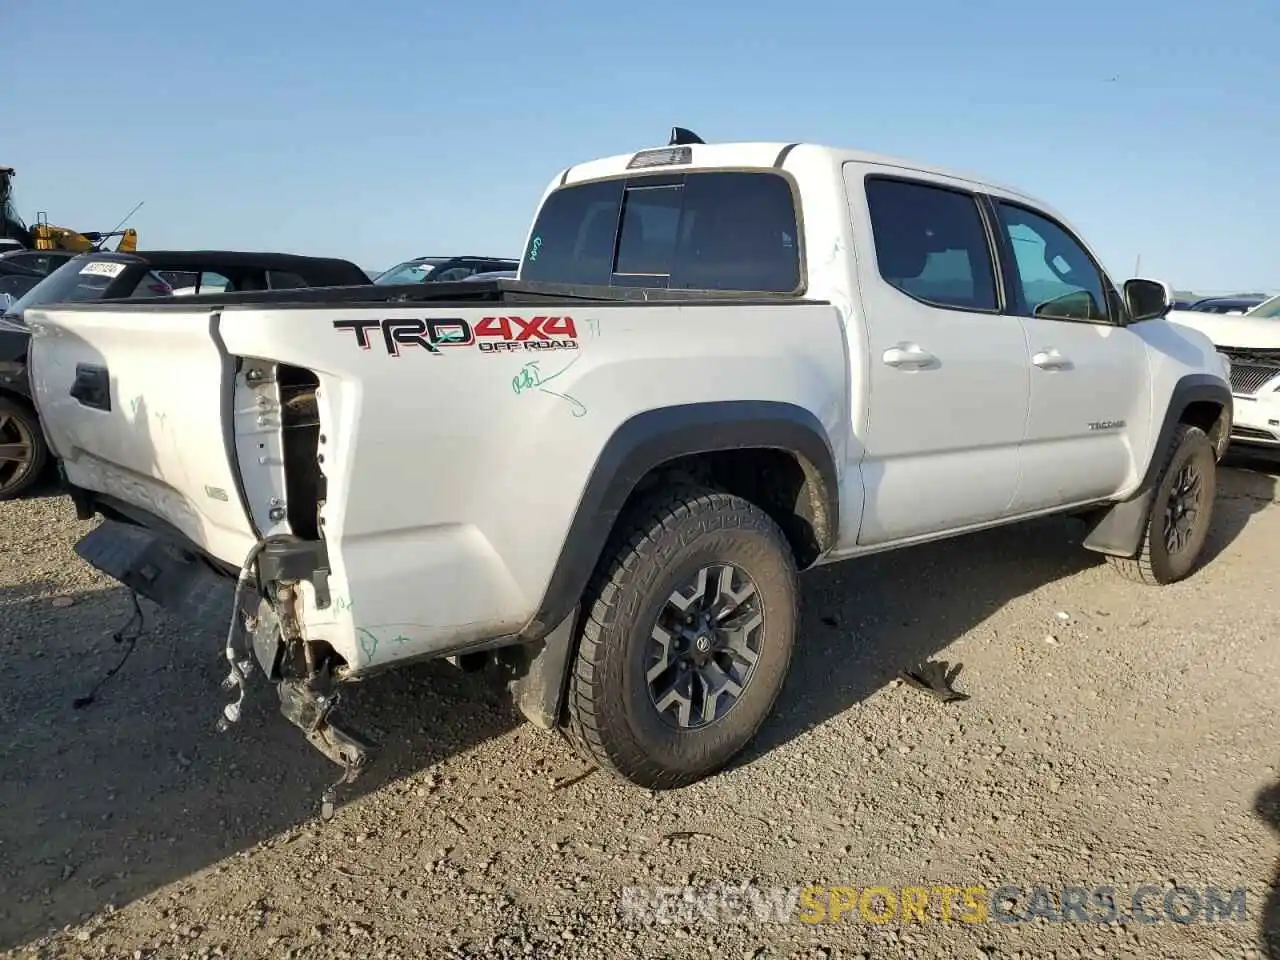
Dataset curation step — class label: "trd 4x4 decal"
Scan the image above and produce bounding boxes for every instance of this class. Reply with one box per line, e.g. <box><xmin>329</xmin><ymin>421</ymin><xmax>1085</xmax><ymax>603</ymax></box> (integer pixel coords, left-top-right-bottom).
<box><xmin>332</xmin><ymin>316</ymin><xmax>580</xmax><ymax>356</ymax></box>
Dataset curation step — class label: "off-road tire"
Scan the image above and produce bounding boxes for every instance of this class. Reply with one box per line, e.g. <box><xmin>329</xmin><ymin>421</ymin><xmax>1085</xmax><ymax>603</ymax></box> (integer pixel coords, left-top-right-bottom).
<box><xmin>1108</xmin><ymin>423</ymin><xmax>1215</xmax><ymax>585</ymax></box>
<box><xmin>564</xmin><ymin>486</ymin><xmax>799</xmax><ymax>789</ymax></box>
<box><xmin>0</xmin><ymin>396</ymin><xmax>47</xmax><ymax>501</ymax></box>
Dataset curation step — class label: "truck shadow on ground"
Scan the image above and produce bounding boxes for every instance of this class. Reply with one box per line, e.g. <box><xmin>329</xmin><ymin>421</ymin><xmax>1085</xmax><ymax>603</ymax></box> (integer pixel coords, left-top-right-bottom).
<box><xmin>1257</xmin><ymin>780</ymin><xmax>1280</xmax><ymax>958</ymax></box>
<box><xmin>0</xmin><ymin>576</ymin><xmax>522</xmax><ymax>950</ymax></box>
<box><xmin>0</xmin><ymin>466</ymin><xmax>1273</xmax><ymax>949</ymax></box>
<box><xmin>741</xmin><ymin>461</ymin><xmax>1277</xmax><ymax>763</ymax></box>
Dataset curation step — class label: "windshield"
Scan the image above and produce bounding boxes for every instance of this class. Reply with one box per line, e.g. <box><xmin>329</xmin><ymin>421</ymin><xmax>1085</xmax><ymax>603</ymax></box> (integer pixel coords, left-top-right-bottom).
<box><xmin>5</xmin><ymin>257</ymin><xmax>127</xmax><ymax>318</ymax></box>
<box><xmin>1246</xmin><ymin>294</ymin><xmax>1280</xmax><ymax>319</ymax></box>
<box><xmin>3</xmin><ymin>257</ymin><xmax>170</xmax><ymax>320</ymax></box>
<box><xmin>373</xmin><ymin>259</ymin><xmax>446</xmax><ymax>285</ymax></box>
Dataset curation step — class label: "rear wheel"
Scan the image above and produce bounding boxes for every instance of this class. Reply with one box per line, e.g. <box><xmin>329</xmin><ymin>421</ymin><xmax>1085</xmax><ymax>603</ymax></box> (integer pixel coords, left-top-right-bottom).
<box><xmin>0</xmin><ymin>396</ymin><xmax>47</xmax><ymax>501</ymax></box>
<box><xmin>564</xmin><ymin>486</ymin><xmax>799</xmax><ymax>789</ymax></box>
<box><xmin>1108</xmin><ymin>423</ymin><xmax>1215</xmax><ymax>585</ymax></box>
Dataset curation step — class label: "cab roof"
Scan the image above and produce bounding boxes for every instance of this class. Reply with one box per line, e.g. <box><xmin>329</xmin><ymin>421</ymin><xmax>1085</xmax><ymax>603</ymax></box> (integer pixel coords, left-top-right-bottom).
<box><xmin>560</xmin><ymin>137</ymin><xmax>1040</xmax><ymax>206</ymax></box>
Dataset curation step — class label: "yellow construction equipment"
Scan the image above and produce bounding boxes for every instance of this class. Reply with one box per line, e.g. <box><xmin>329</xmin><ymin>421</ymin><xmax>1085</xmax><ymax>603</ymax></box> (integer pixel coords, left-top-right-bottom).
<box><xmin>0</xmin><ymin>166</ymin><xmax>139</xmax><ymax>253</ymax></box>
<box><xmin>31</xmin><ymin>215</ymin><xmax>138</xmax><ymax>253</ymax></box>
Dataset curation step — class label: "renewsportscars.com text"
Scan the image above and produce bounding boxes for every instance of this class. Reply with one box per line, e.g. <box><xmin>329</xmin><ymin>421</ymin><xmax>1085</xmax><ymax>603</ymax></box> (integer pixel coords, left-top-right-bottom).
<box><xmin>618</xmin><ymin>882</ymin><xmax>1249</xmax><ymax>926</ymax></box>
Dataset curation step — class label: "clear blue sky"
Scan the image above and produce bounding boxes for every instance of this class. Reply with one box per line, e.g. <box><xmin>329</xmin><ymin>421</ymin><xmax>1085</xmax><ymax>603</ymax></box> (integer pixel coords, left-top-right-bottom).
<box><xmin>3</xmin><ymin>0</ymin><xmax>1276</xmax><ymax>290</ymax></box>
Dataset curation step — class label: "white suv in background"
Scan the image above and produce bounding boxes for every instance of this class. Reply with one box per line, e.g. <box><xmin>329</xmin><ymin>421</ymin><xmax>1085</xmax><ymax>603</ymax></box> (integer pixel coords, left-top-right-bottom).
<box><xmin>1168</xmin><ymin>294</ymin><xmax>1280</xmax><ymax>449</ymax></box>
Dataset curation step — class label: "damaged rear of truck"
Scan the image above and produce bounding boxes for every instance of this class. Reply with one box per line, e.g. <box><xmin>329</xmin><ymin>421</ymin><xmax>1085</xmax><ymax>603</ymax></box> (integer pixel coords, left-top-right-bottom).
<box><xmin>24</xmin><ymin>272</ymin><xmax>849</xmax><ymax>811</ymax></box>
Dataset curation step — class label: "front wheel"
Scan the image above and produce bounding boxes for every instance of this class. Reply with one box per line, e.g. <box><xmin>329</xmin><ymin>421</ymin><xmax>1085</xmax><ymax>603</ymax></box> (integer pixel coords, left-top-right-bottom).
<box><xmin>565</xmin><ymin>486</ymin><xmax>799</xmax><ymax>789</ymax></box>
<box><xmin>1108</xmin><ymin>423</ymin><xmax>1216</xmax><ymax>585</ymax></box>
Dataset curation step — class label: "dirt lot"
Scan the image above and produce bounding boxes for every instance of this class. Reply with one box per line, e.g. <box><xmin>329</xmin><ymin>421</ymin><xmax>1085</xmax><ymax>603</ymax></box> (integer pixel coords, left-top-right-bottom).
<box><xmin>2</xmin><ymin>454</ymin><xmax>1279</xmax><ymax>960</ymax></box>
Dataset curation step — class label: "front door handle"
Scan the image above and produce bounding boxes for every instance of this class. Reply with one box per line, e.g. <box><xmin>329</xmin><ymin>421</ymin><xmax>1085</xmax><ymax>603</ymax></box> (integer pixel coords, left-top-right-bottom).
<box><xmin>1031</xmin><ymin>349</ymin><xmax>1072</xmax><ymax>371</ymax></box>
<box><xmin>882</xmin><ymin>343</ymin><xmax>938</xmax><ymax>370</ymax></box>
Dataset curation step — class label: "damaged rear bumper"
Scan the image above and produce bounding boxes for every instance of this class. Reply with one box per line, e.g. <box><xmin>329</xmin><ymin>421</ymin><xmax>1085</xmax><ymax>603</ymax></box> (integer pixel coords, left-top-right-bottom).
<box><xmin>74</xmin><ymin>517</ymin><xmax>238</xmax><ymax>623</ymax></box>
<box><xmin>73</xmin><ymin>514</ymin><xmax>374</xmax><ymax>817</ymax></box>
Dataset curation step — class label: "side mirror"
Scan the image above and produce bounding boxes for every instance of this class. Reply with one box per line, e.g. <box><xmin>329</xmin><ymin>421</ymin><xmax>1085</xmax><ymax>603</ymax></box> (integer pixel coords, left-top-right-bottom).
<box><xmin>1123</xmin><ymin>277</ymin><xmax>1171</xmax><ymax>323</ymax></box>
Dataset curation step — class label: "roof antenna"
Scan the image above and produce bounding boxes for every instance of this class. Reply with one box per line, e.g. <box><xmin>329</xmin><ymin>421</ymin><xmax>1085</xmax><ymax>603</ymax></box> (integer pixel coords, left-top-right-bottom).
<box><xmin>669</xmin><ymin>127</ymin><xmax>704</xmax><ymax>146</ymax></box>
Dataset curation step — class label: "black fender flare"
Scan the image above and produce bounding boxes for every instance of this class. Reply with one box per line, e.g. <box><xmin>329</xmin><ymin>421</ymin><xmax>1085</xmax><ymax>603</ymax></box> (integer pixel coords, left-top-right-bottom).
<box><xmin>505</xmin><ymin>400</ymin><xmax>838</xmax><ymax>729</ymax></box>
<box><xmin>524</xmin><ymin>399</ymin><xmax>838</xmax><ymax>640</ymax></box>
<box><xmin>1082</xmin><ymin>374</ymin><xmax>1233</xmax><ymax>558</ymax></box>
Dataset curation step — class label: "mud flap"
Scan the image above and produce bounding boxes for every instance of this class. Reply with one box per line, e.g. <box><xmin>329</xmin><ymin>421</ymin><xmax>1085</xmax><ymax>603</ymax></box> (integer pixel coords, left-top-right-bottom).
<box><xmin>74</xmin><ymin>520</ymin><xmax>235</xmax><ymax>622</ymax></box>
<box><xmin>1080</xmin><ymin>488</ymin><xmax>1156</xmax><ymax>559</ymax></box>
<box><xmin>505</xmin><ymin>607</ymin><xmax>579</xmax><ymax>730</ymax></box>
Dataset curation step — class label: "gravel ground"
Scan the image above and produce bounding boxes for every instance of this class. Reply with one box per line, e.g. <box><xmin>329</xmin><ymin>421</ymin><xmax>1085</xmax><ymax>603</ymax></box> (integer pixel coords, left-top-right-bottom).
<box><xmin>2</xmin><ymin>453</ymin><xmax>1279</xmax><ymax>960</ymax></box>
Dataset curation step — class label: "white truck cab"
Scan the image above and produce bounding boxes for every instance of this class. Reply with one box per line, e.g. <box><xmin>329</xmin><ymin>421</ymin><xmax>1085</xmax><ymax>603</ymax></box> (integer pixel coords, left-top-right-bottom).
<box><xmin>24</xmin><ymin>129</ymin><xmax>1233</xmax><ymax>812</ymax></box>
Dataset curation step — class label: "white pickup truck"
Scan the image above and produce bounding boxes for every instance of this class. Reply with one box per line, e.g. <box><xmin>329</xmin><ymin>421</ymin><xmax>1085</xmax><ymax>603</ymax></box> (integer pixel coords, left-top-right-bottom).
<box><xmin>25</xmin><ymin>129</ymin><xmax>1234</xmax><ymax>805</ymax></box>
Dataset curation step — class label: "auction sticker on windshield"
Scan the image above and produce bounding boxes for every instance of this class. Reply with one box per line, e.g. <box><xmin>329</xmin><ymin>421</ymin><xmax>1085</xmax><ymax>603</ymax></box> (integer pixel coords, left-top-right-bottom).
<box><xmin>79</xmin><ymin>261</ymin><xmax>126</xmax><ymax>278</ymax></box>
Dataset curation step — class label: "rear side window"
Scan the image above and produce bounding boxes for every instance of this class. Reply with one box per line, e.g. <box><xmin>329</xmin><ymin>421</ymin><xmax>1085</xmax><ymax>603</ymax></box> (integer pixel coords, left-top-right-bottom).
<box><xmin>267</xmin><ymin>270</ymin><xmax>309</xmax><ymax>289</ymax></box>
<box><xmin>521</xmin><ymin>171</ymin><xmax>801</xmax><ymax>293</ymax></box>
<box><xmin>125</xmin><ymin>271</ymin><xmax>176</xmax><ymax>299</ymax></box>
<box><xmin>864</xmin><ymin>178</ymin><xmax>998</xmax><ymax>312</ymax></box>
<box><xmin>165</xmin><ymin>270</ymin><xmax>231</xmax><ymax>295</ymax></box>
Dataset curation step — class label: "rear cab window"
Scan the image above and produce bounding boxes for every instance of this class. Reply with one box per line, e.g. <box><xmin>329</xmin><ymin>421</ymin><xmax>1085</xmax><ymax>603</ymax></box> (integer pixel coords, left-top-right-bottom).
<box><xmin>521</xmin><ymin>170</ymin><xmax>802</xmax><ymax>293</ymax></box>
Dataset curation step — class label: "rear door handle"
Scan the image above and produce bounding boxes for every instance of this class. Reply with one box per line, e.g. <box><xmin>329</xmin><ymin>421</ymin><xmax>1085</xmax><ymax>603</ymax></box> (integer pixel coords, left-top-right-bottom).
<box><xmin>1031</xmin><ymin>349</ymin><xmax>1072</xmax><ymax>371</ymax></box>
<box><xmin>882</xmin><ymin>343</ymin><xmax>938</xmax><ymax>370</ymax></box>
<box><xmin>70</xmin><ymin>363</ymin><xmax>111</xmax><ymax>411</ymax></box>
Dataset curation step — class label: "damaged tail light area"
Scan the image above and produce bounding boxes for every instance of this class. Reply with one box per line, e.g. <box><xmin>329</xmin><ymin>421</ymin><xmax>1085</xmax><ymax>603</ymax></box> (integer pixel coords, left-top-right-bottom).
<box><xmin>278</xmin><ymin>364</ymin><xmax>325</xmax><ymax>541</ymax></box>
<box><xmin>232</xmin><ymin>360</ymin><xmax>325</xmax><ymax>541</ymax></box>
<box><xmin>229</xmin><ymin>359</ymin><xmax>372</xmax><ymax>816</ymax></box>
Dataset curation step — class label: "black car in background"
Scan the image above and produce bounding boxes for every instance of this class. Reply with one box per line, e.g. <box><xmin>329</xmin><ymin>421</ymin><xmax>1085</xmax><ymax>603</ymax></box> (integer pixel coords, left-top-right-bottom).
<box><xmin>0</xmin><ymin>248</ymin><xmax>77</xmax><ymax>277</ymax></box>
<box><xmin>374</xmin><ymin>254</ymin><xmax>519</xmax><ymax>285</ymax></box>
<box><xmin>0</xmin><ymin>249</ymin><xmax>371</xmax><ymax>499</ymax></box>
<box><xmin>0</xmin><ymin>250</ymin><xmax>82</xmax><ymax>303</ymax></box>
<box><xmin>0</xmin><ymin>261</ymin><xmax>43</xmax><ymax>302</ymax></box>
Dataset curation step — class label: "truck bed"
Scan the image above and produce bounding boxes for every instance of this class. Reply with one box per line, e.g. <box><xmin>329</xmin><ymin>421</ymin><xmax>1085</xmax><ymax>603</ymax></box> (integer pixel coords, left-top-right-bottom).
<box><xmin>26</xmin><ymin>287</ymin><xmax>849</xmax><ymax>680</ymax></box>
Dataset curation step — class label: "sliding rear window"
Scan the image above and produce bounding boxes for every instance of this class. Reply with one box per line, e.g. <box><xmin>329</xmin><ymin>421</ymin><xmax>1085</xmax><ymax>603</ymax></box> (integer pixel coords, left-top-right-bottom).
<box><xmin>521</xmin><ymin>171</ymin><xmax>801</xmax><ymax>293</ymax></box>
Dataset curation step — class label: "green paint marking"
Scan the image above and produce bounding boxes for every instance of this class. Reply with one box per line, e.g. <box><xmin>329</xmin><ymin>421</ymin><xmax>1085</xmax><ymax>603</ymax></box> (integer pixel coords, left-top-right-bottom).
<box><xmin>511</xmin><ymin>355</ymin><xmax>580</xmax><ymax>395</ymax></box>
<box><xmin>511</xmin><ymin>363</ymin><xmax>540</xmax><ymax>395</ymax></box>
<box><xmin>356</xmin><ymin>627</ymin><xmax>379</xmax><ymax>662</ymax></box>
<box><xmin>511</xmin><ymin>356</ymin><xmax>587</xmax><ymax>416</ymax></box>
<box><xmin>537</xmin><ymin>387</ymin><xmax>587</xmax><ymax>418</ymax></box>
